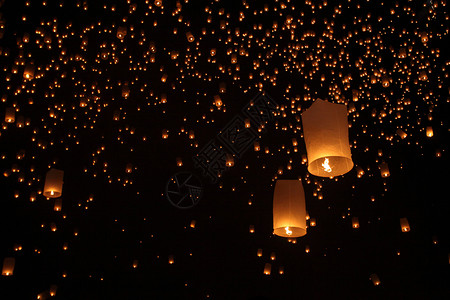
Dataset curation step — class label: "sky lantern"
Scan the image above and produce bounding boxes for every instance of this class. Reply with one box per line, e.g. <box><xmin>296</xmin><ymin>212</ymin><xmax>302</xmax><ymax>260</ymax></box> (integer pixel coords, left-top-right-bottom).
<box><xmin>54</xmin><ymin>199</ymin><xmax>62</xmax><ymax>211</ymax></box>
<box><xmin>352</xmin><ymin>217</ymin><xmax>360</xmax><ymax>228</ymax></box>
<box><xmin>23</xmin><ymin>63</ymin><xmax>35</xmax><ymax>80</ymax></box>
<box><xmin>5</xmin><ymin>107</ymin><xmax>15</xmax><ymax>123</ymax></box>
<box><xmin>400</xmin><ymin>218</ymin><xmax>410</xmax><ymax>232</ymax></box>
<box><xmin>370</xmin><ymin>273</ymin><xmax>381</xmax><ymax>286</ymax></box>
<box><xmin>264</xmin><ymin>263</ymin><xmax>271</xmax><ymax>275</ymax></box>
<box><xmin>2</xmin><ymin>257</ymin><xmax>15</xmax><ymax>276</ymax></box>
<box><xmin>273</xmin><ymin>180</ymin><xmax>307</xmax><ymax>238</ymax></box>
<box><xmin>43</xmin><ymin>168</ymin><xmax>64</xmax><ymax>198</ymax></box>
<box><xmin>426</xmin><ymin>126</ymin><xmax>433</xmax><ymax>137</ymax></box>
<box><xmin>301</xmin><ymin>99</ymin><xmax>354</xmax><ymax>177</ymax></box>
<box><xmin>379</xmin><ymin>162</ymin><xmax>390</xmax><ymax>178</ymax></box>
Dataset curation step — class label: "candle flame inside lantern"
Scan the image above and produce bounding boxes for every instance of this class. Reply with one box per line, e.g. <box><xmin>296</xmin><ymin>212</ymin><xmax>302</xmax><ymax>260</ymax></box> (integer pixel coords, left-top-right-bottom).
<box><xmin>322</xmin><ymin>158</ymin><xmax>332</xmax><ymax>173</ymax></box>
<box><xmin>285</xmin><ymin>226</ymin><xmax>292</xmax><ymax>236</ymax></box>
<box><xmin>50</xmin><ymin>190</ymin><xmax>54</xmax><ymax>196</ymax></box>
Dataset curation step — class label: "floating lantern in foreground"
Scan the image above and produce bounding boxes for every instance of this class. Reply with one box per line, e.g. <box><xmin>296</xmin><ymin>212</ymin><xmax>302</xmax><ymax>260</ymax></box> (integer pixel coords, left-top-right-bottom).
<box><xmin>301</xmin><ymin>99</ymin><xmax>353</xmax><ymax>177</ymax></box>
<box><xmin>43</xmin><ymin>169</ymin><xmax>64</xmax><ymax>198</ymax></box>
<box><xmin>273</xmin><ymin>180</ymin><xmax>307</xmax><ymax>238</ymax></box>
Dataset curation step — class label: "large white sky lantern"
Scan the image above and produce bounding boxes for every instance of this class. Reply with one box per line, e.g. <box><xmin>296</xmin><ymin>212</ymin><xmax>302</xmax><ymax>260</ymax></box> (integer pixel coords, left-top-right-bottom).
<box><xmin>273</xmin><ymin>180</ymin><xmax>307</xmax><ymax>238</ymax></box>
<box><xmin>301</xmin><ymin>99</ymin><xmax>354</xmax><ymax>177</ymax></box>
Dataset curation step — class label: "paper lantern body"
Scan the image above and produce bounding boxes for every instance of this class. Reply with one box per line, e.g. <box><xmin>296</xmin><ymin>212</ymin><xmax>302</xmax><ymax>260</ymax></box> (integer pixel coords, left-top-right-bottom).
<box><xmin>43</xmin><ymin>169</ymin><xmax>64</xmax><ymax>198</ymax></box>
<box><xmin>273</xmin><ymin>180</ymin><xmax>307</xmax><ymax>238</ymax></box>
<box><xmin>301</xmin><ymin>99</ymin><xmax>353</xmax><ymax>177</ymax></box>
<box><xmin>2</xmin><ymin>257</ymin><xmax>15</xmax><ymax>276</ymax></box>
<box><xmin>5</xmin><ymin>107</ymin><xmax>15</xmax><ymax>123</ymax></box>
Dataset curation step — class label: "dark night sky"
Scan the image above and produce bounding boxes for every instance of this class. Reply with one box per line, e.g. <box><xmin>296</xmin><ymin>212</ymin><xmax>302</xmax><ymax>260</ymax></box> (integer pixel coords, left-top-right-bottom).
<box><xmin>0</xmin><ymin>0</ymin><xmax>449</xmax><ymax>299</ymax></box>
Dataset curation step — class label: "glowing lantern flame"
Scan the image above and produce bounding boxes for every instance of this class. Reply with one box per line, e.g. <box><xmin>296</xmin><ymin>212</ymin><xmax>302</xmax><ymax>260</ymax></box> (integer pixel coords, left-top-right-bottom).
<box><xmin>285</xmin><ymin>226</ymin><xmax>292</xmax><ymax>235</ymax></box>
<box><xmin>322</xmin><ymin>158</ymin><xmax>332</xmax><ymax>173</ymax></box>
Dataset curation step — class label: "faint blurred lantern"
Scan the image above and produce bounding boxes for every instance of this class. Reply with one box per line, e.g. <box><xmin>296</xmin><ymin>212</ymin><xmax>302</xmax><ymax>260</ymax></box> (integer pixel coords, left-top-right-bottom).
<box><xmin>263</xmin><ymin>263</ymin><xmax>271</xmax><ymax>275</ymax></box>
<box><xmin>270</xmin><ymin>252</ymin><xmax>276</xmax><ymax>261</ymax></box>
<box><xmin>273</xmin><ymin>180</ymin><xmax>307</xmax><ymax>238</ymax></box>
<box><xmin>190</xmin><ymin>220</ymin><xmax>196</xmax><ymax>228</ymax></box>
<box><xmin>310</xmin><ymin>218</ymin><xmax>316</xmax><ymax>227</ymax></box>
<box><xmin>117</xmin><ymin>26</ymin><xmax>127</xmax><ymax>39</ymax></box>
<box><xmin>50</xmin><ymin>285</ymin><xmax>58</xmax><ymax>296</ymax></box>
<box><xmin>305</xmin><ymin>245</ymin><xmax>310</xmax><ymax>253</ymax></box>
<box><xmin>176</xmin><ymin>157</ymin><xmax>183</xmax><ymax>167</ymax></box>
<box><xmin>370</xmin><ymin>273</ymin><xmax>381</xmax><ymax>286</ymax></box>
<box><xmin>426</xmin><ymin>126</ymin><xmax>433</xmax><ymax>137</ymax></box>
<box><xmin>186</xmin><ymin>32</ymin><xmax>195</xmax><ymax>42</ymax></box>
<box><xmin>43</xmin><ymin>169</ymin><xmax>64</xmax><ymax>198</ymax></box>
<box><xmin>254</xmin><ymin>141</ymin><xmax>260</xmax><ymax>151</ymax></box>
<box><xmin>125</xmin><ymin>163</ymin><xmax>133</xmax><ymax>173</ymax></box>
<box><xmin>168</xmin><ymin>255</ymin><xmax>174</xmax><ymax>264</ymax></box>
<box><xmin>400</xmin><ymin>217</ymin><xmax>410</xmax><ymax>232</ymax></box>
<box><xmin>23</xmin><ymin>63</ymin><xmax>35</xmax><ymax>80</ymax></box>
<box><xmin>257</xmin><ymin>249</ymin><xmax>263</xmax><ymax>257</ymax></box>
<box><xmin>162</xmin><ymin>129</ymin><xmax>169</xmax><ymax>139</ymax></box>
<box><xmin>54</xmin><ymin>199</ymin><xmax>62</xmax><ymax>212</ymax></box>
<box><xmin>356</xmin><ymin>166</ymin><xmax>364</xmax><ymax>178</ymax></box>
<box><xmin>279</xmin><ymin>266</ymin><xmax>284</xmax><ymax>275</ymax></box>
<box><xmin>301</xmin><ymin>99</ymin><xmax>353</xmax><ymax>177</ymax></box>
<box><xmin>379</xmin><ymin>162</ymin><xmax>390</xmax><ymax>178</ymax></box>
<box><xmin>5</xmin><ymin>107</ymin><xmax>15</xmax><ymax>123</ymax></box>
<box><xmin>132</xmin><ymin>260</ymin><xmax>138</xmax><ymax>269</ymax></box>
<box><xmin>249</xmin><ymin>225</ymin><xmax>255</xmax><ymax>233</ymax></box>
<box><xmin>214</xmin><ymin>95</ymin><xmax>222</xmax><ymax>107</ymax></box>
<box><xmin>396</xmin><ymin>129</ymin><xmax>407</xmax><ymax>139</ymax></box>
<box><xmin>1</xmin><ymin>257</ymin><xmax>15</xmax><ymax>276</ymax></box>
<box><xmin>352</xmin><ymin>217</ymin><xmax>360</xmax><ymax>228</ymax></box>
<box><xmin>225</xmin><ymin>154</ymin><xmax>234</xmax><ymax>167</ymax></box>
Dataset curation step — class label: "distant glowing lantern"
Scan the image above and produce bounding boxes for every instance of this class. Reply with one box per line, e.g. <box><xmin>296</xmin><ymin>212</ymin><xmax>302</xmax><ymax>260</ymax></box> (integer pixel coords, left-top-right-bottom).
<box><xmin>249</xmin><ymin>225</ymin><xmax>255</xmax><ymax>233</ymax></box>
<box><xmin>370</xmin><ymin>273</ymin><xmax>381</xmax><ymax>286</ymax></box>
<box><xmin>117</xmin><ymin>26</ymin><xmax>127</xmax><ymax>39</ymax></box>
<box><xmin>270</xmin><ymin>252</ymin><xmax>276</xmax><ymax>261</ymax></box>
<box><xmin>54</xmin><ymin>199</ymin><xmax>62</xmax><ymax>211</ymax></box>
<box><xmin>310</xmin><ymin>218</ymin><xmax>316</xmax><ymax>227</ymax></box>
<box><xmin>2</xmin><ymin>257</ymin><xmax>15</xmax><ymax>276</ymax></box>
<box><xmin>186</xmin><ymin>32</ymin><xmax>195</xmax><ymax>42</ymax></box>
<box><xmin>279</xmin><ymin>266</ymin><xmax>284</xmax><ymax>275</ymax></box>
<box><xmin>225</xmin><ymin>154</ymin><xmax>234</xmax><ymax>167</ymax></box>
<box><xmin>5</xmin><ymin>107</ymin><xmax>15</xmax><ymax>123</ymax></box>
<box><xmin>426</xmin><ymin>126</ymin><xmax>433</xmax><ymax>137</ymax></box>
<box><xmin>257</xmin><ymin>249</ymin><xmax>263</xmax><ymax>257</ymax></box>
<box><xmin>379</xmin><ymin>162</ymin><xmax>390</xmax><ymax>178</ymax></box>
<box><xmin>301</xmin><ymin>99</ymin><xmax>353</xmax><ymax>177</ymax></box>
<box><xmin>352</xmin><ymin>217</ymin><xmax>360</xmax><ymax>228</ymax></box>
<box><xmin>254</xmin><ymin>141</ymin><xmax>260</xmax><ymax>151</ymax></box>
<box><xmin>162</xmin><ymin>129</ymin><xmax>169</xmax><ymax>139</ymax></box>
<box><xmin>264</xmin><ymin>263</ymin><xmax>271</xmax><ymax>275</ymax></box>
<box><xmin>396</xmin><ymin>129</ymin><xmax>407</xmax><ymax>139</ymax></box>
<box><xmin>273</xmin><ymin>180</ymin><xmax>307</xmax><ymax>238</ymax></box>
<box><xmin>190</xmin><ymin>220</ymin><xmax>196</xmax><ymax>228</ymax></box>
<box><xmin>43</xmin><ymin>169</ymin><xmax>64</xmax><ymax>198</ymax></box>
<box><xmin>132</xmin><ymin>260</ymin><xmax>138</xmax><ymax>269</ymax></box>
<box><xmin>400</xmin><ymin>217</ymin><xmax>410</xmax><ymax>232</ymax></box>
<box><xmin>23</xmin><ymin>64</ymin><xmax>35</xmax><ymax>80</ymax></box>
<box><xmin>168</xmin><ymin>255</ymin><xmax>174</xmax><ymax>264</ymax></box>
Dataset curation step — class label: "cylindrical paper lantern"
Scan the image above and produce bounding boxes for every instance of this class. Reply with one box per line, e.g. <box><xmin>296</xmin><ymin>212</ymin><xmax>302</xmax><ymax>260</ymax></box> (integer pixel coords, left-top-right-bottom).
<box><xmin>379</xmin><ymin>162</ymin><xmax>390</xmax><ymax>178</ymax></box>
<box><xmin>263</xmin><ymin>263</ymin><xmax>271</xmax><ymax>275</ymax></box>
<box><xmin>352</xmin><ymin>217</ymin><xmax>360</xmax><ymax>228</ymax></box>
<box><xmin>301</xmin><ymin>99</ymin><xmax>354</xmax><ymax>177</ymax></box>
<box><xmin>54</xmin><ymin>199</ymin><xmax>62</xmax><ymax>211</ymax></box>
<box><xmin>5</xmin><ymin>107</ymin><xmax>15</xmax><ymax>123</ymax></box>
<box><xmin>43</xmin><ymin>169</ymin><xmax>64</xmax><ymax>198</ymax></box>
<box><xmin>273</xmin><ymin>180</ymin><xmax>307</xmax><ymax>238</ymax></box>
<box><xmin>400</xmin><ymin>217</ymin><xmax>410</xmax><ymax>232</ymax></box>
<box><xmin>2</xmin><ymin>257</ymin><xmax>15</xmax><ymax>276</ymax></box>
<box><xmin>370</xmin><ymin>273</ymin><xmax>381</xmax><ymax>286</ymax></box>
